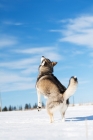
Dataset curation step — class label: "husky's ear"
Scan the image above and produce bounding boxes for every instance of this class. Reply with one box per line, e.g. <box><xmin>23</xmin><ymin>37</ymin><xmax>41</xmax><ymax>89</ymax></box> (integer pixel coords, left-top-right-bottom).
<box><xmin>52</xmin><ymin>62</ymin><xmax>57</xmax><ymax>67</ymax></box>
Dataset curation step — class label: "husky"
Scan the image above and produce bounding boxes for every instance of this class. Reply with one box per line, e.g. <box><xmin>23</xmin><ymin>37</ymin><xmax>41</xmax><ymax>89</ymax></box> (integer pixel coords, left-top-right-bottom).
<box><xmin>36</xmin><ymin>56</ymin><xmax>78</xmax><ymax>123</ymax></box>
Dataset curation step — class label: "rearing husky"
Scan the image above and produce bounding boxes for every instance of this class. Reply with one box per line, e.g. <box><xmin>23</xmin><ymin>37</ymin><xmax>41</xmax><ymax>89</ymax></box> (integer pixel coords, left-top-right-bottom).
<box><xmin>36</xmin><ymin>56</ymin><xmax>78</xmax><ymax>123</ymax></box>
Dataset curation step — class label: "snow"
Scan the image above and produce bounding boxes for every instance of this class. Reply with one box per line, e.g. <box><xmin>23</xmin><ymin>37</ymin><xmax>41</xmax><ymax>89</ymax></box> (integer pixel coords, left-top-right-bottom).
<box><xmin>0</xmin><ymin>105</ymin><xmax>93</xmax><ymax>140</ymax></box>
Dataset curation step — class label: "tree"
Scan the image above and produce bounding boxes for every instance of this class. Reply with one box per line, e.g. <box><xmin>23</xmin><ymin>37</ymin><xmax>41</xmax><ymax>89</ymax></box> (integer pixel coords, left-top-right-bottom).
<box><xmin>33</xmin><ymin>103</ymin><xmax>37</xmax><ymax>108</ymax></box>
<box><xmin>2</xmin><ymin>106</ymin><xmax>8</xmax><ymax>111</ymax></box>
<box><xmin>19</xmin><ymin>105</ymin><xmax>22</xmax><ymax>110</ymax></box>
<box><xmin>28</xmin><ymin>103</ymin><xmax>31</xmax><ymax>109</ymax></box>
<box><xmin>13</xmin><ymin>106</ymin><xmax>17</xmax><ymax>111</ymax></box>
<box><xmin>25</xmin><ymin>104</ymin><xmax>29</xmax><ymax>110</ymax></box>
<box><xmin>9</xmin><ymin>105</ymin><xmax>12</xmax><ymax>111</ymax></box>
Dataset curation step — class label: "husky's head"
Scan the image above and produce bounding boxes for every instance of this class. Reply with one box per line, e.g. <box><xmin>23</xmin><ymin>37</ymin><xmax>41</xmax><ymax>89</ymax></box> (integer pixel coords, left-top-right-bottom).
<box><xmin>39</xmin><ymin>56</ymin><xmax>57</xmax><ymax>75</ymax></box>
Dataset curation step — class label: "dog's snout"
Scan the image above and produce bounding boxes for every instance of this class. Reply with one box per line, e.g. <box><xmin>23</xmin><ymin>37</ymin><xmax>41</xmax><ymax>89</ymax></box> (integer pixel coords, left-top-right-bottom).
<box><xmin>41</xmin><ymin>56</ymin><xmax>45</xmax><ymax>62</ymax></box>
<box><xmin>42</xmin><ymin>56</ymin><xmax>45</xmax><ymax>58</ymax></box>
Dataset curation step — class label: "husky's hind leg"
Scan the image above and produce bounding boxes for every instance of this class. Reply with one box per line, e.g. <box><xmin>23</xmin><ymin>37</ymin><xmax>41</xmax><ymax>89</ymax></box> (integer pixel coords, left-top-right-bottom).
<box><xmin>60</xmin><ymin>101</ymin><xmax>68</xmax><ymax>122</ymax></box>
<box><xmin>37</xmin><ymin>91</ymin><xmax>42</xmax><ymax>111</ymax></box>
<box><xmin>47</xmin><ymin>109</ymin><xmax>54</xmax><ymax>123</ymax></box>
<box><xmin>60</xmin><ymin>111</ymin><xmax>65</xmax><ymax>122</ymax></box>
<box><xmin>60</xmin><ymin>104</ymin><xmax>67</xmax><ymax>122</ymax></box>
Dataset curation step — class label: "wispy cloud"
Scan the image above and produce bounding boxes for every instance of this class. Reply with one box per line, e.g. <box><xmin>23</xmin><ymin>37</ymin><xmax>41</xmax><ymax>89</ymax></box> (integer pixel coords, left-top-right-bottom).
<box><xmin>3</xmin><ymin>21</ymin><xmax>23</xmax><ymax>26</ymax></box>
<box><xmin>71</xmin><ymin>50</ymin><xmax>84</xmax><ymax>56</ymax></box>
<box><xmin>0</xmin><ymin>35</ymin><xmax>17</xmax><ymax>48</ymax></box>
<box><xmin>49</xmin><ymin>29</ymin><xmax>62</xmax><ymax>33</ymax></box>
<box><xmin>0</xmin><ymin>46</ymin><xmax>63</xmax><ymax>92</ymax></box>
<box><xmin>52</xmin><ymin>15</ymin><xmax>93</xmax><ymax>48</ymax></box>
<box><xmin>79</xmin><ymin>79</ymin><xmax>90</xmax><ymax>84</ymax></box>
<box><xmin>0</xmin><ymin>47</ymin><xmax>63</xmax><ymax>71</ymax></box>
<box><xmin>60</xmin><ymin>15</ymin><xmax>93</xmax><ymax>48</ymax></box>
<box><xmin>14</xmin><ymin>47</ymin><xmax>55</xmax><ymax>54</ymax></box>
<box><xmin>21</xmin><ymin>65</ymin><xmax>38</xmax><ymax>75</ymax></box>
<box><xmin>0</xmin><ymin>71</ymin><xmax>34</xmax><ymax>84</ymax></box>
<box><xmin>14</xmin><ymin>47</ymin><xmax>63</xmax><ymax>61</ymax></box>
<box><xmin>0</xmin><ymin>57</ymin><xmax>38</xmax><ymax>70</ymax></box>
<box><xmin>0</xmin><ymin>70</ymin><xmax>35</xmax><ymax>92</ymax></box>
<box><xmin>90</xmin><ymin>52</ymin><xmax>93</xmax><ymax>57</ymax></box>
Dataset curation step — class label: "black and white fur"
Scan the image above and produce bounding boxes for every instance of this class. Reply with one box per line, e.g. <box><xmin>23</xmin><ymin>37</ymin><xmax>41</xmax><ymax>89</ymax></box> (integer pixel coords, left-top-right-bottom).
<box><xmin>36</xmin><ymin>56</ymin><xmax>78</xmax><ymax>123</ymax></box>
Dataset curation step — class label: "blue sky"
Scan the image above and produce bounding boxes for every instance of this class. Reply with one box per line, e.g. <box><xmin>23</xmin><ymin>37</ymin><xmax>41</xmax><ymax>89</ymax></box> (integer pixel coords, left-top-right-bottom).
<box><xmin>0</xmin><ymin>0</ymin><xmax>93</xmax><ymax>108</ymax></box>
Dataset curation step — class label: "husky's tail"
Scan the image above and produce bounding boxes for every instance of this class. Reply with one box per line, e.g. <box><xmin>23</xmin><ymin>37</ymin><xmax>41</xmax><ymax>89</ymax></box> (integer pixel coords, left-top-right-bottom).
<box><xmin>63</xmin><ymin>76</ymin><xmax>78</xmax><ymax>100</ymax></box>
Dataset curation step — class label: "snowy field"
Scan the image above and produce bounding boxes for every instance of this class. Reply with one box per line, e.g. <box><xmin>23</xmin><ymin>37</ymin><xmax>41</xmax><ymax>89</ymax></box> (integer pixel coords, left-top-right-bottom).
<box><xmin>0</xmin><ymin>105</ymin><xmax>93</xmax><ymax>140</ymax></box>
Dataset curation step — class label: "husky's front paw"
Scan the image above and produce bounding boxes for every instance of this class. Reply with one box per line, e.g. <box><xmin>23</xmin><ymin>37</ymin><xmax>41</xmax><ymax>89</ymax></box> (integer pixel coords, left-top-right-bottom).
<box><xmin>37</xmin><ymin>106</ymin><xmax>41</xmax><ymax>111</ymax></box>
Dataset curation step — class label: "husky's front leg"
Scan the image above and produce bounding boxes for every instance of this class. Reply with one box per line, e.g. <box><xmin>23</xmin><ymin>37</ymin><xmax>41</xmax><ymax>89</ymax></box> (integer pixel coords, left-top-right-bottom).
<box><xmin>37</xmin><ymin>91</ymin><xmax>42</xmax><ymax>111</ymax></box>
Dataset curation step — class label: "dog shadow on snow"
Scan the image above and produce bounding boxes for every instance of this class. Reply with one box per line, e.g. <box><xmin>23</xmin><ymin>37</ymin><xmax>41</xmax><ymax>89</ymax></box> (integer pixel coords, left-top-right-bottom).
<box><xmin>66</xmin><ymin>115</ymin><xmax>93</xmax><ymax>121</ymax></box>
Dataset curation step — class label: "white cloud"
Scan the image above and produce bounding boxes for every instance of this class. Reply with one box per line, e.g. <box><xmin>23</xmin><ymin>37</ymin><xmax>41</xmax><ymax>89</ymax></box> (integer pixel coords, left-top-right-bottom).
<box><xmin>0</xmin><ymin>46</ymin><xmax>63</xmax><ymax>92</ymax></box>
<box><xmin>79</xmin><ymin>79</ymin><xmax>90</xmax><ymax>84</ymax></box>
<box><xmin>14</xmin><ymin>47</ymin><xmax>56</xmax><ymax>54</ymax></box>
<box><xmin>3</xmin><ymin>21</ymin><xmax>23</xmax><ymax>26</ymax></box>
<box><xmin>21</xmin><ymin>65</ymin><xmax>38</xmax><ymax>75</ymax></box>
<box><xmin>49</xmin><ymin>29</ymin><xmax>62</xmax><ymax>33</ymax></box>
<box><xmin>0</xmin><ymin>57</ymin><xmax>39</xmax><ymax>69</ymax></box>
<box><xmin>14</xmin><ymin>47</ymin><xmax>63</xmax><ymax>61</ymax></box>
<box><xmin>44</xmin><ymin>52</ymin><xmax>63</xmax><ymax>61</ymax></box>
<box><xmin>71</xmin><ymin>50</ymin><xmax>84</xmax><ymax>56</ymax></box>
<box><xmin>90</xmin><ymin>52</ymin><xmax>93</xmax><ymax>57</ymax></box>
<box><xmin>0</xmin><ymin>35</ymin><xmax>17</xmax><ymax>48</ymax></box>
<box><xmin>57</xmin><ymin>15</ymin><xmax>93</xmax><ymax>48</ymax></box>
<box><xmin>0</xmin><ymin>47</ymin><xmax>63</xmax><ymax>73</ymax></box>
<box><xmin>0</xmin><ymin>70</ymin><xmax>35</xmax><ymax>92</ymax></box>
<box><xmin>0</xmin><ymin>53</ymin><xmax>62</xmax><ymax>71</ymax></box>
<box><xmin>60</xmin><ymin>33</ymin><xmax>93</xmax><ymax>47</ymax></box>
<box><xmin>0</xmin><ymin>71</ymin><xmax>34</xmax><ymax>84</ymax></box>
<box><xmin>1</xmin><ymin>82</ymin><xmax>35</xmax><ymax>92</ymax></box>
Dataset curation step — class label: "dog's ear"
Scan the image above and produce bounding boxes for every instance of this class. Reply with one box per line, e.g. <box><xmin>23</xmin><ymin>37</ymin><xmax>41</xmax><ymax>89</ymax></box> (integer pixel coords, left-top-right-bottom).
<box><xmin>52</xmin><ymin>62</ymin><xmax>57</xmax><ymax>67</ymax></box>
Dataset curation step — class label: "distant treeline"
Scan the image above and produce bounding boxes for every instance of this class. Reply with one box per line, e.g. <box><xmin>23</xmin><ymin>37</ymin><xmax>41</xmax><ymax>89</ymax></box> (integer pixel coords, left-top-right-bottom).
<box><xmin>0</xmin><ymin>102</ymin><xmax>45</xmax><ymax>112</ymax></box>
